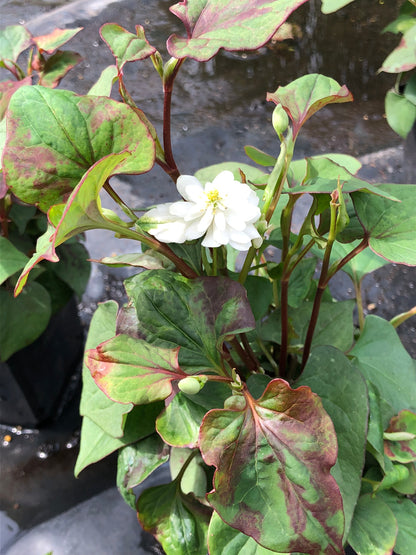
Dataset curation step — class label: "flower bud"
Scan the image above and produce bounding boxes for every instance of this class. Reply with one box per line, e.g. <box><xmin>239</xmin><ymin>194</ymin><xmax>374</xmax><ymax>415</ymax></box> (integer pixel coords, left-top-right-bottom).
<box><xmin>178</xmin><ymin>376</ymin><xmax>207</xmax><ymax>395</ymax></box>
<box><xmin>272</xmin><ymin>104</ymin><xmax>289</xmax><ymax>136</ymax></box>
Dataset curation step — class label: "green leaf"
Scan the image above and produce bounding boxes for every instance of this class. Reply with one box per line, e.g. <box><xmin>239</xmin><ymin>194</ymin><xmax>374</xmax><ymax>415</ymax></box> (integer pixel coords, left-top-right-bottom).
<box><xmin>47</xmin><ymin>241</ymin><xmax>90</xmax><ymax>298</ymax></box>
<box><xmin>347</xmin><ymin>494</ymin><xmax>397</xmax><ymax>555</ymax></box>
<box><xmin>349</xmin><ymin>316</ymin><xmax>416</xmax><ymax>418</ymax></box>
<box><xmin>157</xmin><ymin>392</ymin><xmax>207</xmax><ymax>448</ymax></box>
<box><xmin>244</xmin><ymin>275</ymin><xmax>273</xmax><ymax>320</ymax></box>
<box><xmin>87</xmin><ymin>334</ymin><xmax>189</xmax><ymax>404</ymax></box>
<box><xmin>125</xmin><ymin>271</ymin><xmax>255</xmax><ymax>369</ymax></box>
<box><xmin>14</xmin><ymin>152</ymin><xmax>133</xmax><ymax>295</ymax></box>
<box><xmin>79</xmin><ymin>301</ymin><xmax>133</xmax><ymax>437</ymax></box>
<box><xmin>260</xmin><ymin>300</ymin><xmax>355</xmax><ymax>352</ymax></box>
<box><xmin>93</xmin><ymin>251</ymin><xmax>173</xmax><ymax>270</ymax></box>
<box><xmin>100</xmin><ymin>24</ymin><xmax>156</xmax><ymax>70</ymax></box>
<box><xmin>385</xmin><ymin>89</ymin><xmax>416</xmax><ymax>139</ymax></box>
<box><xmin>378</xmin><ymin>491</ymin><xmax>416</xmax><ymax>555</ymax></box>
<box><xmin>0</xmin><ymin>281</ymin><xmax>51</xmax><ymax>362</ymax></box>
<box><xmin>208</xmin><ymin>511</ymin><xmax>280</xmax><ymax>554</ymax></box>
<box><xmin>298</xmin><ymin>346</ymin><xmax>368</xmax><ymax>541</ymax></box>
<box><xmin>170</xmin><ymin>447</ymin><xmax>207</xmax><ymax>497</ymax></box>
<box><xmin>352</xmin><ymin>184</ymin><xmax>416</xmax><ymax>265</ymax></box>
<box><xmin>0</xmin><ymin>76</ymin><xmax>32</xmax><ymax>121</ymax></box>
<box><xmin>267</xmin><ymin>74</ymin><xmax>353</xmax><ymax>138</ymax></box>
<box><xmin>33</xmin><ymin>27</ymin><xmax>83</xmax><ymax>53</ymax></box>
<box><xmin>244</xmin><ymin>145</ymin><xmax>276</xmax><ymax>167</ymax></box>
<box><xmin>75</xmin><ymin>403</ymin><xmax>163</xmax><ymax>476</ymax></box>
<box><xmin>3</xmin><ymin>86</ymin><xmax>155</xmax><ymax>211</ymax></box>
<box><xmin>392</xmin><ymin>462</ymin><xmax>416</xmax><ymax>495</ymax></box>
<box><xmin>87</xmin><ymin>65</ymin><xmax>118</xmax><ymax>96</ymax></box>
<box><xmin>0</xmin><ymin>236</ymin><xmax>29</xmax><ymax>285</ymax></box>
<box><xmin>167</xmin><ymin>0</ymin><xmax>308</xmax><ymax>61</ymax></box>
<box><xmin>321</xmin><ymin>0</ymin><xmax>355</xmax><ymax>14</ymax></box>
<box><xmin>137</xmin><ymin>480</ymin><xmax>211</xmax><ymax>555</ymax></box>
<box><xmin>286</xmin><ymin>175</ymin><xmax>398</xmax><ymax>200</ymax></box>
<box><xmin>366</xmin><ymin>382</ymin><xmax>387</xmax><ymax>467</ymax></box>
<box><xmin>384</xmin><ymin>14</ymin><xmax>416</xmax><ymax>35</ymax></box>
<box><xmin>384</xmin><ymin>410</ymin><xmax>416</xmax><ymax>464</ymax></box>
<box><xmin>38</xmin><ymin>50</ymin><xmax>83</xmax><ymax>88</ymax></box>
<box><xmin>0</xmin><ymin>25</ymin><xmax>32</xmax><ymax>63</ymax></box>
<box><xmin>200</xmin><ymin>380</ymin><xmax>344</xmax><ymax>554</ymax></box>
<box><xmin>380</xmin><ymin>24</ymin><xmax>416</xmax><ymax>73</ymax></box>
<box><xmin>117</xmin><ymin>434</ymin><xmax>169</xmax><ymax>509</ymax></box>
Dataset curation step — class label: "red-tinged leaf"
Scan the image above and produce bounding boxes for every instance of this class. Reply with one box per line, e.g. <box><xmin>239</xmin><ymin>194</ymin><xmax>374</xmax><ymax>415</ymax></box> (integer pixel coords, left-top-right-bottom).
<box><xmin>167</xmin><ymin>0</ymin><xmax>308</xmax><ymax>61</ymax></box>
<box><xmin>3</xmin><ymin>86</ymin><xmax>155</xmax><ymax>211</ymax></box>
<box><xmin>14</xmin><ymin>152</ymin><xmax>131</xmax><ymax>295</ymax></box>
<box><xmin>0</xmin><ymin>25</ymin><xmax>32</xmax><ymax>63</ymax></box>
<box><xmin>87</xmin><ymin>334</ymin><xmax>189</xmax><ymax>405</ymax></box>
<box><xmin>38</xmin><ymin>50</ymin><xmax>83</xmax><ymax>88</ymax></box>
<box><xmin>267</xmin><ymin>74</ymin><xmax>353</xmax><ymax>138</ymax></box>
<box><xmin>200</xmin><ymin>379</ymin><xmax>344</xmax><ymax>554</ymax></box>
<box><xmin>137</xmin><ymin>479</ymin><xmax>211</xmax><ymax>555</ymax></box>
<box><xmin>0</xmin><ymin>76</ymin><xmax>32</xmax><ymax>120</ymax></box>
<box><xmin>100</xmin><ymin>24</ymin><xmax>156</xmax><ymax>71</ymax></box>
<box><xmin>33</xmin><ymin>27</ymin><xmax>83</xmax><ymax>53</ymax></box>
<box><xmin>380</xmin><ymin>24</ymin><xmax>416</xmax><ymax>73</ymax></box>
<box><xmin>384</xmin><ymin>410</ymin><xmax>416</xmax><ymax>464</ymax></box>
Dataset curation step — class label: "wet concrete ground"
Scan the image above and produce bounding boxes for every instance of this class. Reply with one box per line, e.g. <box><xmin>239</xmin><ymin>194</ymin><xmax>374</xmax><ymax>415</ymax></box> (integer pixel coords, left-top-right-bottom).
<box><xmin>0</xmin><ymin>0</ymin><xmax>415</xmax><ymax>552</ymax></box>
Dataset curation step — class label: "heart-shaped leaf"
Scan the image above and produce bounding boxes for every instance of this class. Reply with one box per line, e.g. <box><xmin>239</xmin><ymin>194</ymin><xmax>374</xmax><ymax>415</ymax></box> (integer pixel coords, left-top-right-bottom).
<box><xmin>38</xmin><ymin>50</ymin><xmax>83</xmax><ymax>88</ymax></box>
<box><xmin>87</xmin><ymin>334</ymin><xmax>188</xmax><ymax>405</ymax></box>
<box><xmin>267</xmin><ymin>74</ymin><xmax>353</xmax><ymax>138</ymax></box>
<box><xmin>33</xmin><ymin>27</ymin><xmax>83</xmax><ymax>53</ymax></box>
<box><xmin>384</xmin><ymin>410</ymin><xmax>416</xmax><ymax>464</ymax></box>
<box><xmin>380</xmin><ymin>24</ymin><xmax>416</xmax><ymax>73</ymax></box>
<box><xmin>352</xmin><ymin>184</ymin><xmax>416</xmax><ymax>265</ymax></box>
<box><xmin>0</xmin><ymin>76</ymin><xmax>32</xmax><ymax>120</ymax></box>
<box><xmin>14</xmin><ymin>152</ymin><xmax>138</xmax><ymax>295</ymax></box>
<box><xmin>3</xmin><ymin>85</ymin><xmax>155</xmax><ymax>211</ymax></box>
<box><xmin>347</xmin><ymin>494</ymin><xmax>397</xmax><ymax>555</ymax></box>
<box><xmin>167</xmin><ymin>0</ymin><xmax>308</xmax><ymax>61</ymax></box>
<box><xmin>100</xmin><ymin>24</ymin><xmax>156</xmax><ymax>71</ymax></box>
<box><xmin>0</xmin><ymin>236</ymin><xmax>29</xmax><ymax>285</ymax></box>
<box><xmin>125</xmin><ymin>271</ymin><xmax>256</xmax><ymax>370</ymax></box>
<box><xmin>349</xmin><ymin>316</ymin><xmax>416</xmax><ymax>418</ymax></box>
<box><xmin>298</xmin><ymin>346</ymin><xmax>369</xmax><ymax>541</ymax></box>
<box><xmin>117</xmin><ymin>434</ymin><xmax>169</xmax><ymax>509</ymax></box>
<box><xmin>0</xmin><ymin>25</ymin><xmax>32</xmax><ymax>63</ymax></box>
<box><xmin>137</xmin><ymin>479</ymin><xmax>212</xmax><ymax>555</ymax></box>
<box><xmin>0</xmin><ymin>281</ymin><xmax>51</xmax><ymax>362</ymax></box>
<box><xmin>200</xmin><ymin>379</ymin><xmax>344</xmax><ymax>554</ymax></box>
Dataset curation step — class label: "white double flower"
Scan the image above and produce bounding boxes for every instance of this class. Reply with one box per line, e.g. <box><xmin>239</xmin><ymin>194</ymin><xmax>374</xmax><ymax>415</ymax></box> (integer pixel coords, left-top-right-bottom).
<box><xmin>146</xmin><ymin>170</ymin><xmax>262</xmax><ymax>251</ymax></box>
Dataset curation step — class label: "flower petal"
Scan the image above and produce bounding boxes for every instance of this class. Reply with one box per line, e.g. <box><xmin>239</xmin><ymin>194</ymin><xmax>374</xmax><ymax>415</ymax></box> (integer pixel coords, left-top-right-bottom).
<box><xmin>177</xmin><ymin>175</ymin><xmax>204</xmax><ymax>202</ymax></box>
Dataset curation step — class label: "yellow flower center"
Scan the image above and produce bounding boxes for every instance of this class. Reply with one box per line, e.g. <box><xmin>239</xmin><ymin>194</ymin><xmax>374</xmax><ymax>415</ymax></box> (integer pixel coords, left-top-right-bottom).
<box><xmin>206</xmin><ymin>189</ymin><xmax>221</xmax><ymax>205</ymax></box>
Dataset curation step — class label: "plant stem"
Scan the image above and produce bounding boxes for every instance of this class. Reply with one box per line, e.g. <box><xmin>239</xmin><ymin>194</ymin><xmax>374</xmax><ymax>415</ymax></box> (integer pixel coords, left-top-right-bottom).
<box><xmin>279</xmin><ymin>276</ymin><xmax>290</xmax><ymax>377</ymax></box>
<box><xmin>175</xmin><ymin>449</ymin><xmax>198</xmax><ymax>485</ymax></box>
<box><xmin>390</xmin><ymin>305</ymin><xmax>416</xmax><ymax>328</ymax></box>
<box><xmin>325</xmin><ymin>235</ymin><xmax>369</xmax><ymax>284</ymax></box>
<box><xmin>240</xmin><ymin>333</ymin><xmax>260</xmax><ymax>372</ymax></box>
<box><xmin>163</xmin><ymin>59</ymin><xmax>184</xmax><ymax>182</ymax></box>
<box><xmin>103</xmin><ymin>181</ymin><xmax>137</xmax><ymax>221</ymax></box>
<box><xmin>301</xmin><ymin>200</ymin><xmax>338</xmax><ymax>370</ymax></box>
<box><xmin>354</xmin><ymin>278</ymin><xmax>365</xmax><ymax>331</ymax></box>
<box><xmin>256</xmin><ymin>337</ymin><xmax>279</xmax><ymax>375</ymax></box>
<box><xmin>238</xmin><ymin>246</ymin><xmax>256</xmax><ymax>285</ymax></box>
<box><xmin>230</xmin><ymin>337</ymin><xmax>258</xmax><ymax>373</ymax></box>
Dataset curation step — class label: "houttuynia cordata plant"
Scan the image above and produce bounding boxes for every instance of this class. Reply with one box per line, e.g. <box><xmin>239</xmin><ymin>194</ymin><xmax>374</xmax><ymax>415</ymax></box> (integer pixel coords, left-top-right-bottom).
<box><xmin>1</xmin><ymin>1</ymin><xmax>416</xmax><ymax>554</ymax></box>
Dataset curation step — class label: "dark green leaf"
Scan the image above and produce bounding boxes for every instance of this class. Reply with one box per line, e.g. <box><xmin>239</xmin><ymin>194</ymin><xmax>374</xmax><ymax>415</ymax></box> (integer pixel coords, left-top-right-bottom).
<box><xmin>378</xmin><ymin>490</ymin><xmax>416</xmax><ymax>555</ymax></box>
<box><xmin>137</xmin><ymin>480</ymin><xmax>211</xmax><ymax>555</ymax></box>
<box><xmin>349</xmin><ymin>316</ymin><xmax>416</xmax><ymax>418</ymax></box>
<box><xmin>244</xmin><ymin>145</ymin><xmax>276</xmax><ymax>167</ymax></box>
<box><xmin>117</xmin><ymin>434</ymin><xmax>169</xmax><ymax>509</ymax></box>
<box><xmin>48</xmin><ymin>242</ymin><xmax>90</xmax><ymax>297</ymax></box>
<box><xmin>244</xmin><ymin>275</ymin><xmax>273</xmax><ymax>320</ymax></box>
<box><xmin>200</xmin><ymin>380</ymin><xmax>344</xmax><ymax>554</ymax></box>
<box><xmin>347</xmin><ymin>494</ymin><xmax>397</xmax><ymax>555</ymax></box>
<box><xmin>298</xmin><ymin>346</ymin><xmax>368</xmax><ymax>541</ymax></box>
<box><xmin>0</xmin><ymin>236</ymin><xmax>29</xmax><ymax>285</ymax></box>
<box><xmin>267</xmin><ymin>74</ymin><xmax>353</xmax><ymax>138</ymax></box>
<box><xmin>3</xmin><ymin>86</ymin><xmax>155</xmax><ymax>210</ymax></box>
<box><xmin>0</xmin><ymin>281</ymin><xmax>51</xmax><ymax>362</ymax></box>
<box><xmin>167</xmin><ymin>0</ymin><xmax>308</xmax><ymax>61</ymax></box>
<box><xmin>38</xmin><ymin>50</ymin><xmax>83</xmax><ymax>88</ymax></box>
<box><xmin>125</xmin><ymin>271</ymin><xmax>255</xmax><ymax>369</ymax></box>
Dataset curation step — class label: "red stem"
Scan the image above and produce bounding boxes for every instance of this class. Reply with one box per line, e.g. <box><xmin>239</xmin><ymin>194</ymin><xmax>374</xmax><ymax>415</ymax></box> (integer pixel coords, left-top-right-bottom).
<box><xmin>163</xmin><ymin>60</ymin><xmax>184</xmax><ymax>181</ymax></box>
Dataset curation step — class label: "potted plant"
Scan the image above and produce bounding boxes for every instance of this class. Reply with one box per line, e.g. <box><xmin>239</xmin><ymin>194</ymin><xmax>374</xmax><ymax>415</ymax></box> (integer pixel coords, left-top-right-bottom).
<box><xmin>0</xmin><ymin>25</ymin><xmax>90</xmax><ymax>426</ymax></box>
<box><xmin>1</xmin><ymin>0</ymin><xmax>415</xmax><ymax>553</ymax></box>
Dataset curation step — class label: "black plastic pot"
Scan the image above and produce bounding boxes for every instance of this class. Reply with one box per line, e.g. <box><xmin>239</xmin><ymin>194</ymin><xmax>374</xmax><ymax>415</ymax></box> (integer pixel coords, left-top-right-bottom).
<box><xmin>0</xmin><ymin>297</ymin><xmax>84</xmax><ymax>427</ymax></box>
